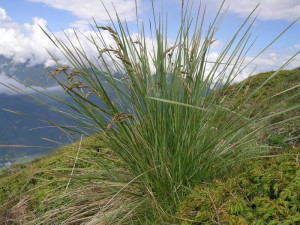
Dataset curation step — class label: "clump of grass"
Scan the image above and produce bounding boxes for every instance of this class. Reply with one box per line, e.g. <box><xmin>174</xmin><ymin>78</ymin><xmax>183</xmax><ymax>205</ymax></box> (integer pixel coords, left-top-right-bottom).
<box><xmin>8</xmin><ymin>0</ymin><xmax>300</xmax><ymax>223</ymax></box>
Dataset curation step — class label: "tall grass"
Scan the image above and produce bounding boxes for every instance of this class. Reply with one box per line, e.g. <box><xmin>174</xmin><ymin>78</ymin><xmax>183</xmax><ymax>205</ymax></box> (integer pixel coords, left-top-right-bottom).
<box><xmin>13</xmin><ymin>0</ymin><xmax>300</xmax><ymax>223</ymax></box>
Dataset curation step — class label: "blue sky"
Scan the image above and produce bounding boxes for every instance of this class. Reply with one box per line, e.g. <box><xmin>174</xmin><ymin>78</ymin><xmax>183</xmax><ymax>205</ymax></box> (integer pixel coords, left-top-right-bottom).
<box><xmin>0</xmin><ymin>0</ymin><xmax>299</xmax><ymax>78</ymax></box>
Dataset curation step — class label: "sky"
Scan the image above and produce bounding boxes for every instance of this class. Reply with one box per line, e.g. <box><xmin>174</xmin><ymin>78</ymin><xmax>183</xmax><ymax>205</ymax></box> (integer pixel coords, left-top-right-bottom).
<box><xmin>0</xmin><ymin>0</ymin><xmax>299</xmax><ymax>85</ymax></box>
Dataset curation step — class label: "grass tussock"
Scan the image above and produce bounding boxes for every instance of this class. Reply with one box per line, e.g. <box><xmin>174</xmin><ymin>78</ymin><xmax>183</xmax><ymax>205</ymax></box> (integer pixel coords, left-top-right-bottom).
<box><xmin>1</xmin><ymin>0</ymin><xmax>300</xmax><ymax>223</ymax></box>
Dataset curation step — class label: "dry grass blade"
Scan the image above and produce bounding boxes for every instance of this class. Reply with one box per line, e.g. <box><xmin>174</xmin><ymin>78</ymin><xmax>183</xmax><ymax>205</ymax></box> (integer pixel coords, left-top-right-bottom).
<box><xmin>65</xmin><ymin>134</ymin><xmax>84</xmax><ymax>191</ymax></box>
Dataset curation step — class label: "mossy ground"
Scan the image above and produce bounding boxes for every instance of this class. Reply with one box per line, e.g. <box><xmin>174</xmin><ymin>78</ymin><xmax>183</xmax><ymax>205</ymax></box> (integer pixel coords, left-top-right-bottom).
<box><xmin>176</xmin><ymin>68</ymin><xmax>300</xmax><ymax>224</ymax></box>
<box><xmin>176</xmin><ymin>147</ymin><xmax>300</xmax><ymax>224</ymax></box>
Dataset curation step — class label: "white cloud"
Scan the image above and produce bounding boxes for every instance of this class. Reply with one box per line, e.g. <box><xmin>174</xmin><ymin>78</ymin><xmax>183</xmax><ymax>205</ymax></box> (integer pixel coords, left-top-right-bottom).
<box><xmin>0</xmin><ymin>8</ymin><xmax>9</xmax><ymax>20</ymax></box>
<box><xmin>211</xmin><ymin>39</ymin><xmax>225</xmax><ymax>49</ymax></box>
<box><xmin>69</xmin><ymin>20</ymin><xmax>90</xmax><ymax>30</ymax></box>
<box><xmin>0</xmin><ymin>72</ymin><xmax>61</xmax><ymax>95</ymax></box>
<box><xmin>0</xmin><ymin>7</ymin><xmax>21</xmax><ymax>29</ymax></box>
<box><xmin>0</xmin><ymin>8</ymin><xmax>117</xmax><ymax>68</ymax></box>
<box><xmin>28</xmin><ymin>0</ymin><xmax>141</xmax><ymax>26</ymax></box>
<box><xmin>233</xmin><ymin>51</ymin><xmax>300</xmax><ymax>82</ymax></box>
<box><xmin>0</xmin><ymin>6</ymin><xmax>298</xmax><ymax>92</ymax></box>
<box><xmin>200</xmin><ymin>49</ymin><xmax>300</xmax><ymax>84</ymax></box>
<box><xmin>0</xmin><ymin>10</ymin><xmax>58</xmax><ymax>66</ymax></box>
<box><xmin>291</xmin><ymin>44</ymin><xmax>300</xmax><ymax>50</ymax></box>
<box><xmin>207</xmin><ymin>0</ymin><xmax>300</xmax><ymax>21</ymax></box>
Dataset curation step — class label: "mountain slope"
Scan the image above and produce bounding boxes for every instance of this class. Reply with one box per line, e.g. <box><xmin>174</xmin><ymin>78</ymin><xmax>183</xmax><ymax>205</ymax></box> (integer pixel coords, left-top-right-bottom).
<box><xmin>0</xmin><ymin>136</ymin><xmax>106</xmax><ymax>224</ymax></box>
<box><xmin>0</xmin><ymin>56</ymin><xmax>65</xmax><ymax>165</ymax></box>
<box><xmin>0</xmin><ymin>56</ymin><xmax>118</xmax><ymax>166</ymax></box>
<box><xmin>0</xmin><ymin>95</ymin><xmax>68</xmax><ymax>163</ymax></box>
<box><xmin>0</xmin><ymin>68</ymin><xmax>299</xmax><ymax>224</ymax></box>
<box><xmin>221</xmin><ymin>67</ymin><xmax>300</xmax><ymax>145</ymax></box>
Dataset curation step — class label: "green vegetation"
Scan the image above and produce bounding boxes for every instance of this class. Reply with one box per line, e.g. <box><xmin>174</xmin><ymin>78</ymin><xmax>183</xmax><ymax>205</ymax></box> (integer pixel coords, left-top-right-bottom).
<box><xmin>1</xmin><ymin>0</ymin><xmax>300</xmax><ymax>224</ymax></box>
<box><xmin>220</xmin><ymin>67</ymin><xmax>300</xmax><ymax>146</ymax></box>
<box><xmin>0</xmin><ymin>136</ymin><xmax>106</xmax><ymax>223</ymax></box>
<box><xmin>0</xmin><ymin>68</ymin><xmax>299</xmax><ymax>224</ymax></box>
<box><xmin>177</xmin><ymin>147</ymin><xmax>300</xmax><ymax>224</ymax></box>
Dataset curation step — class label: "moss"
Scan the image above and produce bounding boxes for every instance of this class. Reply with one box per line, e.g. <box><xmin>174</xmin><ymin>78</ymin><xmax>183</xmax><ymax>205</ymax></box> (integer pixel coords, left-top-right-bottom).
<box><xmin>176</xmin><ymin>147</ymin><xmax>300</xmax><ymax>224</ymax></box>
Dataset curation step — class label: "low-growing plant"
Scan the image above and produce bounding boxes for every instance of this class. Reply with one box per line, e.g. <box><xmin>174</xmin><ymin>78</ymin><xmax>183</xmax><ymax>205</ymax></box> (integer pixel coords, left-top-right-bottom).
<box><xmin>5</xmin><ymin>0</ymin><xmax>300</xmax><ymax>223</ymax></box>
<box><xmin>176</xmin><ymin>147</ymin><xmax>300</xmax><ymax>224</ymax></box>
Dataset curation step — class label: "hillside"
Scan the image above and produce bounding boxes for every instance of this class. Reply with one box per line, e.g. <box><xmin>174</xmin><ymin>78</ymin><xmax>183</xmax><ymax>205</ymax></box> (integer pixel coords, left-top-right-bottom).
<box><xmin>0</xmin><ymin>136</ymin><xmax>107</xmax><ymax>223</ymax></box>
<box><xmin>0</xmin><ymin>95</ymin><xmax>69</xmax><ymax>165</ymax></box>
<box><xmin>221</xmin><ymin>67</ymin><xmax>300</xmax><ymax>146</ymax></box>
<box><xmin>0</xmin><ymin>68</ymin><xmax>299</xmax><ymax>224</ymax></box>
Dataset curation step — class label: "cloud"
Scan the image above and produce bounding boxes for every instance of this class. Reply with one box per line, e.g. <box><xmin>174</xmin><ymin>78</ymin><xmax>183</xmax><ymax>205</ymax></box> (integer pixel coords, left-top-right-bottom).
<box><xmin>0</xmin><ymin>72</ymin><xmax>62</xmax><ymax>95</ymax></box>
<box><xmin>207</xmin><ymin>0</ymin><xmax>300</xmax><ymax>21</ymax></box>
<box><xmin>233</xmin><ymin>51</ymin><xmax>300</xmax><ymax>82</ymax></box>
<box><xmin>0</xmin><ymin>7</ymin><xmax>299</xmax><ymax>91</ymax></box>
<box><xmin>0</xmin><ymin>9</ymin><xmax>57</xmax><ymax>66</ymax></box>
<box><xmin>201</xmin><ymin>49</ymin><xmax>300</xmax><ymax>84</ymax></box>
<box><xmin>290</xmin><ymin>44</ymin><xmax>300</xmax><ymax>50</ymax></box>
<box><xmin>0</xmin><ymin>8</ymin><xmax>117</xmax><ymax>68</ymax></box>
<box><xmin>0</xmin><ymin>8</ymin><xmax>9</xmax><ymax>20</ymax></box>
<box><xmin>0</xmin><ymin>7</ymin><xmax>21</xmax><ymax>29</ymax></box>
<box><xmin>28</xmin><ymin>0</ymin><xmax>141</xmax><ymax>26</ymax></box>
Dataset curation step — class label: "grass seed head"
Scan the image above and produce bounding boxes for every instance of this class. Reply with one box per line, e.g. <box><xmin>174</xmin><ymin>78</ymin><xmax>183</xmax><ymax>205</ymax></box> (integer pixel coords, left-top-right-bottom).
<box><xmin>64</xmin><ymin>81</ymin><xmax>89</xmax><ymax>92</ymax></box>
<box><xmin>67</xmin><ymin>70</ymin><xmax>81</xmax><ymax>81</ymax></box>
<box><xmin>48</xmin><ymin>66</ymin><xmax>70</xmax><ymax>78</ymax></box>
<box><xmin>106</xmin><ymin>113</ymin><xmax>134</xmax><ymax>132</ymax></box>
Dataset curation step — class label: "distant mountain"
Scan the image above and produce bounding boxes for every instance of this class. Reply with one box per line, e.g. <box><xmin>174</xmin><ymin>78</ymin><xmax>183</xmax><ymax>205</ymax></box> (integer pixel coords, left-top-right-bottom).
<box><xmin>0</xmin><ymin>55</ymin><xmax>116</xmax><ymax>166</ymax></box>
<box><xmin>0</xmin><ymin>55</ymin><xmax>56</xmax><ymax>87</ymax></box>
<box><xmin>0</xmin><ymin>56</ymin><xmax>70</xmax><ymax>165</ymax></box>
<box><xmin>0</xmin><ymin>94</ymin><xmax>70</xmax><ymax>163</ymax></box>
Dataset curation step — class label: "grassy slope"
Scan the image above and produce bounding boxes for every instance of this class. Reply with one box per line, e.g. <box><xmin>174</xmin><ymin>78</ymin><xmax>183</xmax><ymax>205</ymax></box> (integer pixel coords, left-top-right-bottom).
<box><xmin>222</xmin><ymin>67</ymin><xmax>300</xmax><ymax>145</ymax></box>
<box><xmin>0</xmin><ymin>136</ymin><xmax>107</xmax><ymax>223</ymax></box>
<box><xmin>0</xmin><ymin>68</ymin><xmax>299</xmax><ymax>223</ymax></box>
